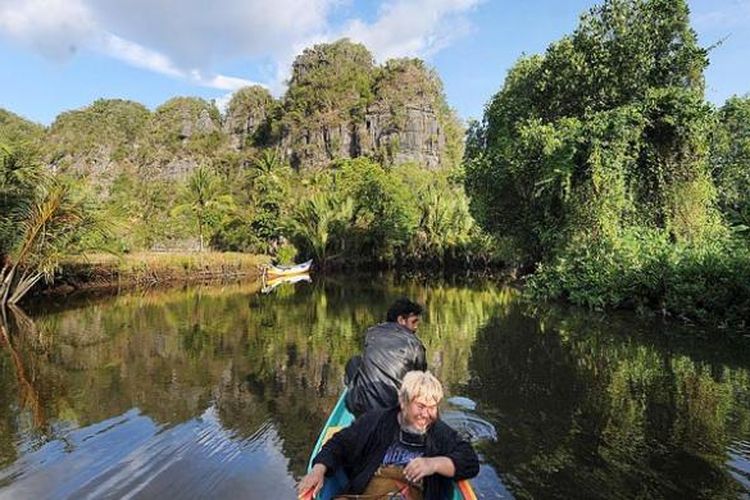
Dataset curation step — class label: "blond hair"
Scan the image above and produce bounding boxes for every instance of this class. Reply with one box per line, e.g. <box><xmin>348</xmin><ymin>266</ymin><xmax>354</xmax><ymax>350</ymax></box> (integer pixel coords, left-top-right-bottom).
<box><xmin>399</xmin><ymin>370</ymin><xmax>444</xmax><ymax>406</ymax></box>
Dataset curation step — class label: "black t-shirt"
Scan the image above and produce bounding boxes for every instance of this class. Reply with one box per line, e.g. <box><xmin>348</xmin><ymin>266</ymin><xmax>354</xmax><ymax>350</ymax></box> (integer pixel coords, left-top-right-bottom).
<box><xmin>382</xmin><ymin>436</ymin><xmax>425</xmax><ymax>466</ymax></box>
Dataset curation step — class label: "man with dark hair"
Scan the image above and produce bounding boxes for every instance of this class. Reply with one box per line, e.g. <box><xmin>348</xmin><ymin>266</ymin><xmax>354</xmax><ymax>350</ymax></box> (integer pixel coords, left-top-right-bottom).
<box><xmin>385</xmin><ymin>298</ymin><xmax>424</xmax><ymax>328</ymax></box>
<box><xmin>345</xmin><ymin>298</ymin><xmax>427</xmax><ymax>417</ymax></box>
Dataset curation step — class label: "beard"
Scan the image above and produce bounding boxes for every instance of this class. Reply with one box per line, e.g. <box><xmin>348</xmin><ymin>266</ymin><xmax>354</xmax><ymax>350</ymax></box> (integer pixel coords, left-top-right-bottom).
<box><xmin>401</xmin><ymin>421</ymin><xmax>428</xmax><ymax>435</ymax></box>
<box><xmin>398</xmin><ymin>411</ymin><xmax>433</xmax><ymax>434</ymax></box>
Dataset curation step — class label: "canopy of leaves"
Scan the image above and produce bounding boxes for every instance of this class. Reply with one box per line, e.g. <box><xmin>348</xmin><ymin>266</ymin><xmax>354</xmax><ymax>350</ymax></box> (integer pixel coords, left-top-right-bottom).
<box><xmin>710</xmin><ymin>96</ymin><xmax>750</xmax><ymax>235</ymax></box>
<box><xmin>465</xmin><ymin>0</ymin><xmax>716</xmax><ymax>263</ymax></box>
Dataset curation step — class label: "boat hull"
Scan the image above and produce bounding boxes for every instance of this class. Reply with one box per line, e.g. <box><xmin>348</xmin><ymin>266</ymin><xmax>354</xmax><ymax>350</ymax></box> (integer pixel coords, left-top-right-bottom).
<box><xmin>265</xmin><ymin>259</ymin><xmax>312</xmax><ymax>278</ymax></box>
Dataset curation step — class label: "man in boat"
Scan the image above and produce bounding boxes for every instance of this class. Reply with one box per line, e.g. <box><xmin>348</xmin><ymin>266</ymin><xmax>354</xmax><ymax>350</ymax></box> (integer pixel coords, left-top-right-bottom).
<box><xmin>298</xmin><ymin>371</ymin><xmax>479</xmax><ymax>500</ymax></box>
<box><xmin>345</xmin><ymin>298</ymin><xmax>427</xmax><ymax>417</ymax></box>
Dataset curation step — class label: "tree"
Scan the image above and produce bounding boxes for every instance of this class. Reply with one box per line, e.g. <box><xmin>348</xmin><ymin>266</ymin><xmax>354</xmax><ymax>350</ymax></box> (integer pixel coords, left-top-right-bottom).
<box><xmin>710</xmin><ymin>96</ymin><xmax>750</xmax><ymax>235</ymax></box>
<box><xmin>1</xmin><ymin>143</ymin><xmax>102</xmax><ymax>304</ymax></box>
<box><xmin>335</xmin><ymin>158</ymin><xmax>418</xmax><ymax>264</ymax></box>
<box><xmin>288</xmin><ymin>191</ymin><xmax>354</xmax><ymax>267</ymax></box>
<box><xmin>465</xmin><ymin>0</ymin><xmax>715</xmax><ymax>263</ymax></box>
<box><xmin>172</xmin><ymin>166</ymin><xmax>235</xmax><ymax>252</ymax></box>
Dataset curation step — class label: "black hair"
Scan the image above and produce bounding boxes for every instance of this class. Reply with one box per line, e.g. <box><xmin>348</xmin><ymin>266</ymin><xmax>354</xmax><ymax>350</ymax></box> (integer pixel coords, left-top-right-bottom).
<box><xmin>386</xmin><ymin>298</ymin><xmax>424</xmax><ymax>322</ymax></box>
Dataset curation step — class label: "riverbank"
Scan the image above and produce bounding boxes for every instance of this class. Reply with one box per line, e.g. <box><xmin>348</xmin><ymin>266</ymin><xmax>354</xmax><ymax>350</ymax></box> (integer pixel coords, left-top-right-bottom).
<box><xmin>36</xmin><ymin>252</ymin><xmax>270</xmax><ymax>298</ymax></box>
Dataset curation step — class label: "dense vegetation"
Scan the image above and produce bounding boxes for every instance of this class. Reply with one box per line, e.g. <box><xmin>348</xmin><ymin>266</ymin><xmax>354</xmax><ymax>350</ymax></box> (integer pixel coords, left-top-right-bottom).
<box><xmin>2</xmin><ymin>2</ymin><xmax>749</xmax><ymax>326</ymax></box>
<box><xmin>1</xmin><ymin>110</ymin><xmax>106</xmax><ymax>304</ymax></box>
<box><xmin>0</xmin><ymin>40</ymin><xmax>500</xmax><ymax>304</ymax></box>
<box><xmin>464</xmin><ymin>0</ymin><xmax>750</xmax><ymax>325</ymax></box>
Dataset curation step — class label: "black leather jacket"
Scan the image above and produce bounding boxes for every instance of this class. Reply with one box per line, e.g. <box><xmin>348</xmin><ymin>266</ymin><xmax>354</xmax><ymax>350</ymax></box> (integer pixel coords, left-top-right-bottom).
<box><xmin>345</xmin><ymin>322</ymin><xmax>427</xmax><ymax>416</ymax></box>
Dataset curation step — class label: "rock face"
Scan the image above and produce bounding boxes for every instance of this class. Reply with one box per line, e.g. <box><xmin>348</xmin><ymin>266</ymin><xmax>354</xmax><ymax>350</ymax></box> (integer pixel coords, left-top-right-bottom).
<box><xmin>361</xmin><ymin>58</ymin><xmax>450</xmax><ymax>169</ymax></box>
<box><xmin>9</xmin><ymin>39</ymin><xmax>461</xmax><ymax>188</ymax></box>
<box><xmin>223</xmin><ymin>86</ymin><xmax>274</xmax><ymax>150</ymax></box>
<box><xmin>271</xmin><ymin>40</ymin><xmax>461</xmax><ymax>170</ymax></box>
<box><xmin>363</xmin><ymin>105</ymin><xmax>444</xmax><ymax>168</ymax></box>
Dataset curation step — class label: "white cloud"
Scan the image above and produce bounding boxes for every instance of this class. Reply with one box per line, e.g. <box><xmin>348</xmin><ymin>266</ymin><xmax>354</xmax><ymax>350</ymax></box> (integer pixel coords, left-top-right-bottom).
<box><xmin>101</xmin><ymin>33</ymin><xmax>183</xmax><ymax>77</ymax></box>
<box><xmin>0</xmin><ymin>0</ymin><xmax>482</xmax><ymax>93</ymax></box>
<box><xmin>341</xmin><ymin>0</ymin><xmax>482</xmax><ymax>61</ymax></box>
<box><xmin>86</xmin><ymin>0</ymin><xmax>338</xmax><ymax>68</ymax></box>
<box><xmin>0</xmin><ymin>0</ymin><xmax>96</xmax><ymax>60</ymax></box>
<box><xmin>197</xmin><ymin>74</ymin><xmax>261</xmax><ymax>91</ymax></box>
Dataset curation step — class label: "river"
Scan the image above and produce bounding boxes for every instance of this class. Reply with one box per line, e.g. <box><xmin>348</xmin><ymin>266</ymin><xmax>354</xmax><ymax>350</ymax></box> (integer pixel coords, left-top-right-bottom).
<box><xmin>0</xmin><ymin>276</ymin><xmax>748</xmax><ymax>499</ymax></box>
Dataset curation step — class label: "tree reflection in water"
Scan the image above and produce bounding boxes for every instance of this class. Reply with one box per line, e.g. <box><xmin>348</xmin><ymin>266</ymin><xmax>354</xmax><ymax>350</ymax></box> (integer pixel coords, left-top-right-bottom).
<box><xmin>0</xmin><ymin>277</ymin><xmax>748</xmax><ymax>499</ymax></box>
<box><xmin>465</xmin><ymin>305</ymin><xmax>750</xmax><ymax>499</ymax></box>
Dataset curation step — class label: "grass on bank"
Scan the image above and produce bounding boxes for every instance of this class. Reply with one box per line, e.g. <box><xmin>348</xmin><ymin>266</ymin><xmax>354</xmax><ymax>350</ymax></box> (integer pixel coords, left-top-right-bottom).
<box><xmin>59</xmin><ymin>251</ymin><xmax>271</xmax><ymax>285</ymax></box>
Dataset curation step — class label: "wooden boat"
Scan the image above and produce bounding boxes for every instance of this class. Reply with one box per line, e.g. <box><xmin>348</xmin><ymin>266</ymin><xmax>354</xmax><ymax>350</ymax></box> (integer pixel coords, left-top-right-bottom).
<box><xmin>300</xmin><ymin>389</ymin><xmax>478</xmax><ymax>500</ymax></box>
<box><xmin>264</xmin><ymin>259</ymin><xmax>313</xmax><ymax>278</ymax></box>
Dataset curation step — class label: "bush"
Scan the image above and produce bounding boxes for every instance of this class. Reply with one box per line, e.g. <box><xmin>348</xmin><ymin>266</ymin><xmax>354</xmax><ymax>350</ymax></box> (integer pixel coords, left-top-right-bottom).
<box><xmin>529</xmin><ymin>228</ymin><xmax>750</xmax><ymax>326</ymax></box>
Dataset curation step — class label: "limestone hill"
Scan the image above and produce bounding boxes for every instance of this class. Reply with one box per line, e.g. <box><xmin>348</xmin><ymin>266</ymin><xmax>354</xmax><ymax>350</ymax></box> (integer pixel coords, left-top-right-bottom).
<box><xmin>1</xmin><ymin>39</ymin><xmax>463</xmax><ymax>185</ymax></box>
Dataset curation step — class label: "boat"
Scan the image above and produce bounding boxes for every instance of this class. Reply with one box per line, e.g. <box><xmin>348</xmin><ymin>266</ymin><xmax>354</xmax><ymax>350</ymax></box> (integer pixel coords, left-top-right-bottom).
<box><xmin>300</xmin><ymin>388</ymin><xmax>478</xmax><ymax>500</ymax></box>
<box><xmin>264</xmin><ymin>259</ymin><xmax>313</xmax><ymax>278</ymax></box>
<box><xmin>261</xmin><ymin>273</ymin><xmax>311</xmax><ymax>294</ymax></box>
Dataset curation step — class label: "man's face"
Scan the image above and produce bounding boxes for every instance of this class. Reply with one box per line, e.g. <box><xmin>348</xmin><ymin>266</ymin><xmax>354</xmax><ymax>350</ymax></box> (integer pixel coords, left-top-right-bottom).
<box><xmin>397</xmin><ymin>313</ymin><xmax>421</xmax><ymax>332</ymax></box>
<box><xmin>402</xmin><ymin>395</ymin><xmax>438</xmax><ymax>432</ymax></box>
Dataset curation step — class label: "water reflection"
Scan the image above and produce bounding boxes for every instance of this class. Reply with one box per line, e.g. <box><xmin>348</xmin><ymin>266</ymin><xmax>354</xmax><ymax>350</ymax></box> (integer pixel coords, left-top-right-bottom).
<box><xmin>464</xmin><ymin>307</ymin><xmax>750</xmax><ymax>499</ymax></box>
<box><xmin>0</xmin><ymin>277</ymin><xmax>748</xmax><ymax>499</ymax></box>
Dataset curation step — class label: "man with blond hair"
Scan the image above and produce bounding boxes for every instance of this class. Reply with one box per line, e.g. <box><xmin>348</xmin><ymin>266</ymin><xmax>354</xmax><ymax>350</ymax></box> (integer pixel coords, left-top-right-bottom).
<box><xmin>298</xmin><ymin>371</ymin><xmax>479</xmax><ymax>500</ymax></box>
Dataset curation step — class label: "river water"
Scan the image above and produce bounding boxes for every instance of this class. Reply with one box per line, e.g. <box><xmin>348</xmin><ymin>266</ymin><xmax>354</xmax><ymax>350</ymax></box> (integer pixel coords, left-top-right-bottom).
<box><xmin>0</xmin><ymin>276</ymin><xmax>748</xmax><ymax>499</ymax></box>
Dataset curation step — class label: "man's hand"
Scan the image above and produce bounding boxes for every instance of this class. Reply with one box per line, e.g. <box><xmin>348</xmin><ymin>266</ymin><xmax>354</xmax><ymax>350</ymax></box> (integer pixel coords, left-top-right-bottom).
<box><xmin>404</xmin><ymin>456</ymin><xmax>456</xmax><ymax>482</ymax></box>
<box><xmin>297</xmin><ymin>463</ymin><xmax>326</xmax><ymax>497</ymax></box>
<box><xmin>403</xmin><ymin>457</ymin><xmax>437</xmax><ymax>483</ymax></box>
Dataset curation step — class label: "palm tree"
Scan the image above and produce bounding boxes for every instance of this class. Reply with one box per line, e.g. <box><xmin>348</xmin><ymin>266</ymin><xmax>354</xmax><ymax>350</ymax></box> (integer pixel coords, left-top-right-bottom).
<box><xmin>172</xmin><ymin>165</ymin><xmax>235</xmax><ymax>251</ymax></box>
<box><xmin>1</xmin><ymin>141</ymin><xmax>111</xmax><ymax>305</ymax></box>
<box><xmin>0</xmin><ymin>181</ymin><xmax>99</xmax><ymax>305</ymax></box>
<box><xmin>289</xmin><ymin>192</ymin><xmax>354</xmax><ymax>267</ymax></box>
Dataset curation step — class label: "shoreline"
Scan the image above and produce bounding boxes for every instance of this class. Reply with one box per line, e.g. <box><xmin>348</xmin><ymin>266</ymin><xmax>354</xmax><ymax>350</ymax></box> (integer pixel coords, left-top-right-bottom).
<box><xmin>32</xmin><ymin>252</ymin><xmax>270</xmax><ymax>300</ymax></box>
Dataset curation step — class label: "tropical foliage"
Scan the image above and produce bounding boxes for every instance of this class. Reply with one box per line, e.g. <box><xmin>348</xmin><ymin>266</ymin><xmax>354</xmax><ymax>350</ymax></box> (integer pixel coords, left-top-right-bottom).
<box><xmin>1</xmin><ymin>16</ymin><xmax>749</xmax><ymax>325</ymax></box>
<box><xmin>171</xmin><ymin>165</ymin><xmax>235</xmax><ymax>252</ymax></box>
<box><xmin>711</xmin><ymin>96</ymin><xmax>750</xmax><ymax>236</ymax></box>
<box><xmin>0</xmin><ymin>142</ymin><xmax>103</xmax><ymax>304</ymax></box>
<box><xmin>464</xmin><ymin>0</ymin><xmax>750</xmax><ymax>324</ymax></box>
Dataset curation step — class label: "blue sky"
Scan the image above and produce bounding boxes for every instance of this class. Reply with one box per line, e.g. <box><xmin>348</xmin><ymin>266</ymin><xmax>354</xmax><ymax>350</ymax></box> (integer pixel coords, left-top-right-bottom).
<box><xmin>1</xmin><ymin>0</ymin><xmax>748</xmax><ymax>126</ymax></box>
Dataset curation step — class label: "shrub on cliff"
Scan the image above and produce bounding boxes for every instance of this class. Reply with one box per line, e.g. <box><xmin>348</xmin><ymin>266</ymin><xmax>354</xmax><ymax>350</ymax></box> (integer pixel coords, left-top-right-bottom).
<box><xmin>284</xmin><ymin>39</ymin><xmax>375</xmax><ymax>125</ymax></box>
<box><xmin>224</xmin><ymin>85</ymin><xmax>276</xmax><ymax>148</ymax></box>
<box><xmin>47</xmin><ymin>99</ymin><xmax>150</xmax><ymax>169</ymax></box>
<box><xmin>0</xmin><ymin>109</ymin><xmax>45</xmax><ymax>146</ymax></box>
<box><xmin>148</xmin><ymin>97</ymin><xmax>225</xmax><ymax>156</ymax></box>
